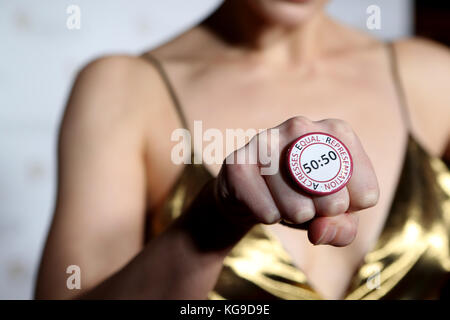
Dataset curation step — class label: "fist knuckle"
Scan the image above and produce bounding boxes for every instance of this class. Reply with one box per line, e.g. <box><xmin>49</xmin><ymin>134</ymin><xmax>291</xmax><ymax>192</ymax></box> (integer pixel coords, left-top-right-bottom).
<box><xmin>255</xmin><ymin>129</ymin><xmax>268</xmax><ymax>144</ymax></box>
<box><xmin>326</xmin><ymin>119</ymin><xmax>354</xmax><ymax>136</ymax></box>
<box><xmin>320</xmin><ymin>200</ymin><xmax>348</xmax><ymax>216</ymax></box>
<box><xmin>351</xmin><ymin>189</ymin><xmax>379</xmax><ymax>211</ymax></box>
<box><xmin>293</xmin><ymin>207</ymin><xmax>315</xmax><ymax>224</ymax></box>
<box><xmin>334</xmin><ymin>198</ymin><xmax>350</xmax><ymax>215</ymax></box>
<box><xmin>284</xmin><ymin>116</ymin><xmax>311</xmax><ymax>136</ymax></box>
<box><xmin>362</xmin><ymin>189</ymin><xmax>380</xmax><ymax>208</ymax></box>
<box><xmin>224</xmin><ymin>152</ymin><xmax>235</xmax><ymax>166</ymax></box>
<box><xmin>258</xmin><ymin>212</ymin><xmax>280</xmax><ymax>225</ymax></box>
<box><xmin>255</xmin><ymin>130</ymin><xmax>271</xmax><ymax>152</ymax></box>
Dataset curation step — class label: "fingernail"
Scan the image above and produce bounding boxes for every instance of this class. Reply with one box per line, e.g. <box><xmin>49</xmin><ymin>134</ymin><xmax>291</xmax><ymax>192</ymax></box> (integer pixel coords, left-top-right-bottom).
<box><xmin>315</xmin><ymin>226</ymin><xmax>337</xmax><ymax>245</ymax></box>
<box><xmin>264</xmin><ymin>210</ymin><xmax>281</xmax><ymax>224</ymax></box>
<box><xmin>296</xmin><ymin>208</ymin><xmax>315</xmax><ymax>223</ymax></box>
<box><xmin>331</xmin><ymin>200</ymin><xmax>348</xmax><ymax>216</ymax></box>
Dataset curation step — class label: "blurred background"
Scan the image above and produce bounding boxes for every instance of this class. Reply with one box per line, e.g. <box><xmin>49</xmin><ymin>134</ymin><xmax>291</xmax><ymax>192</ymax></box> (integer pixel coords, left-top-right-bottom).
<box><xmin>0</xmin><ymin>0</ymin><xmax>447</xmax><ymax>299</ymax></box>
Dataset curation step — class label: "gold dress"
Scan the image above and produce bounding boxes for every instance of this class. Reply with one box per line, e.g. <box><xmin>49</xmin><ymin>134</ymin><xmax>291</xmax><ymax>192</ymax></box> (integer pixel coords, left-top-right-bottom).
<box><xmin>142</xmin><ymin>44</ymin><xmax>450</xmax><ymax>300</ymax></box>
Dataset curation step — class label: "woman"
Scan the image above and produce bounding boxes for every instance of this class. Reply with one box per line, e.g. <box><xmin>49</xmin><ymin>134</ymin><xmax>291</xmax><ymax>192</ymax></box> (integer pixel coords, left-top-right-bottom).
<box><xmin>35</xmin><ymin>0</ymin><xmax>450</xmax><ymax>299</ymax></box>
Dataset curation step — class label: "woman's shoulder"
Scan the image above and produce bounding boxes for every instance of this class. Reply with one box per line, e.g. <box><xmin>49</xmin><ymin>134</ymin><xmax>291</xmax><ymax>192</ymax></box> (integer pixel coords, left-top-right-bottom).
<box><xmin>391</xmin><ymin>37</ymin><xmax>450</xmax><ymax>158</ymax></box>
<box><xmin>63</xmin><ymin>53</ymin><xmax>179</xmax><ymax>138</ymax></box>
<box><xmin>393</xmin><ymin>36</ymin><xmax>450</xmax><ymax>61</ymax></box>
<box><xmin>72</xmin><ymin>54</ymin><xmax>172</xmax><ymax>108</ymax></box>
<box><xmin>61</xmin><ymin>53</ymin><xmax>186</xmax><ymax>204</ymax></box>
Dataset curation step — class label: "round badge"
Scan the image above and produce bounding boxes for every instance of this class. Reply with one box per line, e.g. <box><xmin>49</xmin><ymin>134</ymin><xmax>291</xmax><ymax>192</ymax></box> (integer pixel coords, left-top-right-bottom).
<box><xmin>287</xmin><ymin>132</ymin><xmax>353</xmax><ymax>195</ymax></box>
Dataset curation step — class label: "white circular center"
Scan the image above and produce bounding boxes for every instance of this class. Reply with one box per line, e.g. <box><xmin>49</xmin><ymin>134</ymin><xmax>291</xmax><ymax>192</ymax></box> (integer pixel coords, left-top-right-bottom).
<box><xmin>300</xmin><ymin>143</ymin><xmax>341</xmax><ymax>182</ymax></box>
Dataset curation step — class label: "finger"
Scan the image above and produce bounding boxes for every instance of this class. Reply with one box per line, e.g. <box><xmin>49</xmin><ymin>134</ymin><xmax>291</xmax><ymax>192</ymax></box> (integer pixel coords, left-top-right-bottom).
<box><xmin>344</xmin><ymin>136</ymin><xmax>379</xmax><ymax>211</ymax></box>
<box><xmin>317</xmin><ymin>119</ymin><xmax>379</xmax><ymax>212</ymax></box>
<box><xmin>312</xmin><ymin>187</ymin><xmax>350</xmax><ymax>217</ymax></box>
<box><xmin>307</xmin><ymin>213</ymin><xmax>359</xmax><ymax>247</ymax></box>
<box><xmin>277</xmin><ymin>116</ymin><xmax>314</xmax><ymax>149</ymax></box>
<box><xmin>221</xmin><ymin>149</ymin><xmax>281</xmax><ymax>225</ymax></box>
<box><xmin>268</xmin><ymin>117</ymin><xmax>318</xmax><ymax>224</ymax></box>
<box><xmin>264</xmin><ymin>171</ymin><xmax>315</xmax><ymax>224</ymax></box>
<box><xmin>249</xmin><ymin>118</ymin><xmax>316</xmax><ymax>224</ymax></box>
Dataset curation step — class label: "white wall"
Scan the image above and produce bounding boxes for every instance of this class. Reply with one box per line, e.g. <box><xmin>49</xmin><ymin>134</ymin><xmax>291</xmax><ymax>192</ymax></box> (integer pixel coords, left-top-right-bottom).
<box><xmin>0</xmin><ymin>0</ymin><xmax>413</xmax><ymax>299</ymax></box>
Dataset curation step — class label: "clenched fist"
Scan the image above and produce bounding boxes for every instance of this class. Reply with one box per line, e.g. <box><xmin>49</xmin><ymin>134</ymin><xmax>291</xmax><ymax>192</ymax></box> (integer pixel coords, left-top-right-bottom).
<box><xmin>214</xmin><ymin>117</ymin><xmax>379</xmax><ymax>247</ymax></box>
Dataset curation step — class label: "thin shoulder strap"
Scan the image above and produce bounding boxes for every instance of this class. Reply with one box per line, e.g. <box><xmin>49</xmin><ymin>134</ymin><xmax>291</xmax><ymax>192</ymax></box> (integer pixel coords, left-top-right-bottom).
<box><xmin>141</xmin><ymin>53</ymin><xmax>199</xmax><ymax>164</ymax></box>
<box><xmin>386</xmin><ymin>42</ymin><xmax>413</xmax><ymax>130</ymax></box>
<box><xmin>141</xmin><ymin>52</ymin><xmax>190</xmax><ymax>130</ymax></box>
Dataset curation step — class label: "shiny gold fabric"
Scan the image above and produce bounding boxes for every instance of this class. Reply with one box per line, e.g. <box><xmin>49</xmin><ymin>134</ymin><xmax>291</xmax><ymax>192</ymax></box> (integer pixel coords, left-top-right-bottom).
<box><xmin>153</xmin><ymin>136</ymin><xmax>450</xmax><ymax>299</ymax></box>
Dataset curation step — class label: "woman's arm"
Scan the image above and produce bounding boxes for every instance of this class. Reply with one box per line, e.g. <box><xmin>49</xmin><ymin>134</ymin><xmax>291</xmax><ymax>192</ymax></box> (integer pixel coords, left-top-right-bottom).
<box><xmin>80</xmin><ymin>179</ymin><xmax>253</xmax><ymax>299</ymax></box>
<box><xmin>35</xmin><ymin>56</ymin><xmax>149</xmax><ymax>299</ymax></box>
<box><xmin>35</xmin><ymin>56</ymin><xmax>254</xmax><ymax>299</ymax></box>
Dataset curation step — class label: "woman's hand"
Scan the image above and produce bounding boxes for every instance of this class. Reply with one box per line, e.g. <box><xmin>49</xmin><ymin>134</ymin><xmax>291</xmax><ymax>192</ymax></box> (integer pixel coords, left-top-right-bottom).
<box><xmin>214</xmin><ymin>117</ymin><xmax>380</xmax><ymax>247</ymax></box>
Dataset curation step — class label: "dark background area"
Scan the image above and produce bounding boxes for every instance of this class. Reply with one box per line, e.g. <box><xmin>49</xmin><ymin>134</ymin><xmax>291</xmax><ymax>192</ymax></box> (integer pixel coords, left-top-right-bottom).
<box><xmin>415</xmin><ymin>1</ymin><xmax>450</xmax><ymax>46</ymax></box>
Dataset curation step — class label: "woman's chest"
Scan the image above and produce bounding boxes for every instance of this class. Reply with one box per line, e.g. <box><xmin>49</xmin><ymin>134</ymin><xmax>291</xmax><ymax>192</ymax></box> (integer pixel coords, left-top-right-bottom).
<box><xmin>172</xmin><ymin>71</ymin><xmax>410</xmax><ymax>298</ymax></box>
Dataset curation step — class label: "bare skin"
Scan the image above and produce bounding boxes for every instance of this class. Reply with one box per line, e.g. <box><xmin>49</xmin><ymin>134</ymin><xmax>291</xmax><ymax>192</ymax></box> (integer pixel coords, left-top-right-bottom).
<box><xmin>35</xmin><ymin>0</ymin><xmax>450</xmax><ymax>300</ymax></box>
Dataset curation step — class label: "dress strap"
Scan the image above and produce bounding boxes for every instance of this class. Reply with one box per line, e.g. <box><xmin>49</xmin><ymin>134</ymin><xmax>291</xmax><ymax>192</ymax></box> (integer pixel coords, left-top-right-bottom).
<box><xmin>385</xmin><ymin>42</ymin><xmax>413</xmax><ymax>131</ymax></box>
<box><xmin>141</xmin><ymin>52</ymin><xmax>200</xmax><ymax>164</ymax></box>
<box><xmin>141</xmin><ymin>52</ymin><xmax>190</xmax><ymax>130</ymax></box>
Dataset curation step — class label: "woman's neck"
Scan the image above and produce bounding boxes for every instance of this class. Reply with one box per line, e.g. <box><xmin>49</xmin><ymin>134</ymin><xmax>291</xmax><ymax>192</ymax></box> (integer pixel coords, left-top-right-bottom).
<box><xmin>202</xmin><ymin>0</ymin><xmax>333</xmax><ymax>64</ymax></box>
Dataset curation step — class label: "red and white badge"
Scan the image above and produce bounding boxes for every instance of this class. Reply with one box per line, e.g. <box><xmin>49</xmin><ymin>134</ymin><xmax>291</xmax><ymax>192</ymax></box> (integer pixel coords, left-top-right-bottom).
<box><xmin>287</xmin><ymin>132</ymin><xmax>353</xmax><ymax>196</ymax></box>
